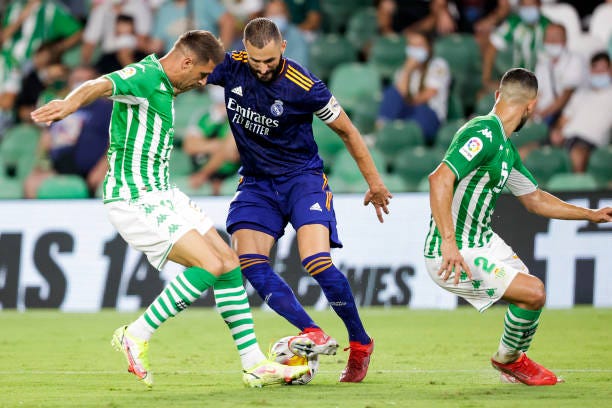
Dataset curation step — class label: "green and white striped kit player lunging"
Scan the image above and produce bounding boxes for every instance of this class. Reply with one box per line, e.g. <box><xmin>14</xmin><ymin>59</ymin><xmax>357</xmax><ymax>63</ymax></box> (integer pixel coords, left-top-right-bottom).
<box><xmin>31</xmin><ymin>30</ymin><xmax>309</xmax><ymax>388</ymax></box>
<box><xmin>424</xmin><ymin>68</ymin><xmax>612</xmax><ymax>386</ymax></box>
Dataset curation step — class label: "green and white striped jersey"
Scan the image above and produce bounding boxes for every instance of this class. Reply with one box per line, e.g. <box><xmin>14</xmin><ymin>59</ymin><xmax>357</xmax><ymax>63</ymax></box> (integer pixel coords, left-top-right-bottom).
<box><xmin>2</xmin><ymin>1</ymin><xmax>81</xmax><ymax>65</ymax></box>
<box><xmin>103</xmin><ymin>54</ymin><xmax>176</xmax><ymax>203</ymax></box>
<box><xmin>424</xmin><ymin>113</ymin><xmax>537</xmax><ymax>258</ymax></box>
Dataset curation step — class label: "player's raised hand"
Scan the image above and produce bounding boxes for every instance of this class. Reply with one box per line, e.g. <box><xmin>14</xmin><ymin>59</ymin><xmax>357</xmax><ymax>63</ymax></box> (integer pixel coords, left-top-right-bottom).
<box><xmin>363</xmin><ymin>184</ymin><xmax>393</xmax><ymax>223</ymax></box>
<box><xmin>439</xmin><ymin>239</ymin><xmax>472</xmax><ymax>285</ymax></box>
<box><xmin>31</xmin><ymin>99</ymin><xmax>78</xmax><ymax>126</ymax></box>
<box><xmin>589</xmin><ymin>207</ymin><xmax>612</xmax><ymax>223</ymax></box>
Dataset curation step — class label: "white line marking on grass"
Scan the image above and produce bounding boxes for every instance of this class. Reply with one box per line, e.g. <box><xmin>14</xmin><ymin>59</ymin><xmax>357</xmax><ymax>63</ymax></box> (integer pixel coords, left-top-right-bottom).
<box><xmin>0</xmin><ymin>369</ymin><xmax>611</xmax><ymax>375</ymax></box>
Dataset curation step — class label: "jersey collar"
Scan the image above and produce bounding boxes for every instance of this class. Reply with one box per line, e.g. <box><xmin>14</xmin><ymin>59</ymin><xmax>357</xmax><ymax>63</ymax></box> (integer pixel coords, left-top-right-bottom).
<box><xmin>491</xmin><ymin>113</ymin><xmax>508</xmax><ymax>141</ymax></box>
<box><xmin>150</xmin><ymin>54</ymin><xmax>175</xmax><ymax>96</ymax></box>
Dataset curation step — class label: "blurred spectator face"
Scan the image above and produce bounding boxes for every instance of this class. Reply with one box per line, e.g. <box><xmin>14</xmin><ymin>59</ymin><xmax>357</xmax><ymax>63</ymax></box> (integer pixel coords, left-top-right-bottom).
<box><xmin>543</xmin><ymin>24</ymin><xmax>566</xmax><ymax>59</ymax></box>
<box><xmin>40</xmin><ymin>64</ymin><xmax>69</xmax><ymax>90</ymax></box>
<box><xmin>590</xmin><ymin>57</ymin><xmax>611</xmax><ymax>89</ymax></box>
<box><xmin>115</xmin><ymin>14</ymin><xmax>137</xmax><ymax>49</ymax></box>
<box><xmin>518</xmin><ymin>0</ymin><xmax>541</xmax><ymax>25</ymax></box>
<box><xmin>68</xmin><ymin>67</ymin><xmax>98</xmax><ymax>91</ymax></box>
<box><xmin>405</xmin><ymin>32</ymin><xmax>430</xmax><ymax>64</ymax></box>
<box><xmin>265</xmin><ymin>0</ymin><xmax>290</xmax><ymax>33</ymax></box>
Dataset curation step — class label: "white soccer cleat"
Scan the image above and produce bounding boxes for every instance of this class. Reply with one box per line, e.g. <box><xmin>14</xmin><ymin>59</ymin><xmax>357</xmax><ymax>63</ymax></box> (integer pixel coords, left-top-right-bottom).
<box><xmin>242</xmin><ymin>360</ymin><xmax>311</xmax><ymax>388</ymax></box>
<box><xmin>288</xmin><ymin>330</ymin><xmax>339</xmax><ymax>358</ymax></box>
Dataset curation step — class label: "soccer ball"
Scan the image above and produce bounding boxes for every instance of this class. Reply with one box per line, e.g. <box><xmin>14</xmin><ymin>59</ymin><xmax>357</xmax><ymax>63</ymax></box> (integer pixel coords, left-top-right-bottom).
<box><xmin>270</xmin><ymin>336</ymin><xmax>319</xmax><ymax>385</ymax></box>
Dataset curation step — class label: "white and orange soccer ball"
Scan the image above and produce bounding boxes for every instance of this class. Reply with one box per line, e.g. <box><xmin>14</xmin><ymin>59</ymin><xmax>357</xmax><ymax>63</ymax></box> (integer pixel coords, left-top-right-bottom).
<box><xmin>270</xmin><ymin>336</ymin><xmax>319</xmax><ymax>385</ymax></box>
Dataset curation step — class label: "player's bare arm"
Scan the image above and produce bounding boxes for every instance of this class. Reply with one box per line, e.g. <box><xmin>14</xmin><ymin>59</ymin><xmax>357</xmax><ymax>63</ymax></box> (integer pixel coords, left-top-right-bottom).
<box><xmin>517</xmin><ymin>189</ymin><xmax>612</xmax><ymax>223</ymax></box>
<box><xmin>327</xmin><ymin>110</ymin><xmax>392</xmax><ymax>223</ymax></box>
<box><xmin>31</xmin><ymin>77</ymin><xmax>113</xmax><ymax>125</ymax></box>
<box><xmin>428</xmin><ymin>162</ymin><xmax>472</xmax><ymax>284</ymax></box>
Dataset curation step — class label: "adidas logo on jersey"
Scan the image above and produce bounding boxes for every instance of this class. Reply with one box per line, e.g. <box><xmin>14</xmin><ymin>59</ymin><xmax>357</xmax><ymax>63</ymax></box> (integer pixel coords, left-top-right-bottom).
<box><xmin>309</xmin><ymin>202</ymin><xmax>322</xmax><ymax>212</ymax></box>
<box><xmin>231</xmin><ymin>86</ymin><xmax>243</xmax><ymax>96</ymax></box>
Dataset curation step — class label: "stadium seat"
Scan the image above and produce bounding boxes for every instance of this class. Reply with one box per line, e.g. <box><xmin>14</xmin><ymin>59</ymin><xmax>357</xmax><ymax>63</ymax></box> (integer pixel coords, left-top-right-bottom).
<box><xmin>219</xmin><ymin>173</ymin><xmax>242</xmax><ymax>196</ymax></box>
<box><xmin>172</xmin><ymin>175</ymin><xmax>213</xmax><ymax>197</ymax></box>
<box><xmin>331</xmin><ymin>147</ymin><xmax>386</xmax><ymax>183</ymax></box>
<box><xmin>587</xmin><ymin>145</ymin><xmax>612</xmax><ymax>188</ymax></box>
<box><xmin>393</xmin><ymin>146</ymin><xmax>444</xmax><ymax>189</ymax></box>
<box><xmin>329</xmin><ymin>63</ymin><xmax>382</xmax><ymax>113</ymax></box>
<box><xmin>350</xmin><ymin>94</ymin><xmax>380</xmax><ymax>135</ymax></box>
<box><xmin>0</xmin><ymin>175</ymin><xmax>23</xmax><ymax>199</ymax></box>
<box><xmin>416</xmin><ymin>175</ymin><xmax>431</xmax><ymax>192</ymax></box>
<box><xmin>346</xmin><ymin>7</ymin><xmax>378</xmax><ymax>52</ymax></box>
<box><xmin>523</xmin><ymin>146</ymin><xmax>571</xmax><ymax>186</ymax></box>
<box><xmin>368</xmin><ymin>35</ymin><xmax>406</xmax><ymax>80</ymax></box>
<box><xmin>590</xmin><ymin>4</ymin><xmax>612</xmax><ymax>44</ymax></box>
<box><xmin>542</xmin><ymin>3</ymin><xmax>582</xmax><ymax>50</ymax></box>
<box><xmin>434</xmin><ymin>34</ymin><xmax>481</xmax><ymax>110</ymax></box>
<box><xmin>474</xmin><ymin>92</ymin><xmax>496</xmax><ymax>116</ymax></box>
<box><xmin>173</xmin><ymin>90</ymin><xmax>211</xmax><ymax>139</ymax></box>
<box><xmin>381</xmin><ymin>172</ymin><xmax>409</xmax><ymax>193</ymax></box>
<box><xmin>320</xmin><ymin>0</ymin><xmax>370</xmax><ymax>33</ymax></box>
<box><xmin>546</xmin><ymin>172</ymin><xmax>600</xmax><ymax>192</ymax></box>
<box><xmin>446</xmin><ymin>90</ymin><xmax>465</xmax><ymax>121</ymax></box>
<box><xmin>433</xmin><ymin>34</ymin><xmax>481</xmax><ymax>78</ymax></box>
<box><xmin>327</xmin><ymin>174</ymin><xmax>368</xmax><ymax>193</ymax></box>
<box><xmin>36</xmin><ymin>175</ymin><xmax>89</xmax><ymax>199</ymax></box>
<box><xmin>375</xmin><ymin>120</ymin><xmax>424</xmax><ymax>164</ymax></box>
<box><xmin>512</xmin><ymin>121</ymin><xmax>549</xmax><ymax>148</ymax></box>
<box><xmin>169</xmin><ymin>148</ymin><xmax>194</xmax><ymax>177</ymax></box>
<box><xmin>0</xmin><ymin>124</ymin><xmax>41</xmax><ymax>181</ymax></box>
<box><xmin>313</xmin><ymin>118</ymin><xmax>344</xmax><ymax>165</ymax></box>
<box><xmin>435</xmin><ymin>118</ymin><xmax>465</xmax><ymax>149</ymax></box>
<box><xmin>308</xmin><ymin>34</ymin><xmax>357</xmax><ymax>82</ymax></box>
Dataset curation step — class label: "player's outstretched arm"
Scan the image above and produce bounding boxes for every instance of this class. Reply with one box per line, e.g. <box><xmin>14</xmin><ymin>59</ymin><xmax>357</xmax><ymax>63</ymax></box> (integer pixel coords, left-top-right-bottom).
<box><xmin>429</xmin><ymin>163</ymin><xmax>472</xmax><ymax>284</ymax></box>
<box><xmin>327</xmin><ymin>110</ymin><xmax>392</xmax><ymax>223</ymax></box>
<box><xmin>31</xmin><ymin>77</ymin><xmax>113</xmax><ymax>125</ymax></box>
<box><xmin>517</xmin><ymin>189</ymin><xmax>612</xmax><ymax>223</ymax></box>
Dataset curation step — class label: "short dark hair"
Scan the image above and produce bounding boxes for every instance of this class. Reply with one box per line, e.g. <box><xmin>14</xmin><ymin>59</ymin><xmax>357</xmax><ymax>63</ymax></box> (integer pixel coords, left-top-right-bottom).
<box><xmin>244</xmin><ymin>17</ymin><xmax>282</xmax><ymax>48</ymax></box>
<box><xmin>501</xmin><ymin>67</ymin><xmax>538</xmax><ymax>94</ymax></box>
<box><xmin>175</xmin><ymin>30</ymin><xmax>225</xmax><ymax>65</ymax></box>
<box><xmin>591</xmin><ymin>51</ymin><xmax>610</xmax><ymax>67</ymax></box>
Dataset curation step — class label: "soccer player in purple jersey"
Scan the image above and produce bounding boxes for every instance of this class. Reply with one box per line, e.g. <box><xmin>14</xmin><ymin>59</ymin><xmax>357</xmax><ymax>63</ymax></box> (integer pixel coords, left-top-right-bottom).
<box><xmin>197</xmin><ymin>18</ymin><xmax>393</xmax><ymax>382</ymax></box>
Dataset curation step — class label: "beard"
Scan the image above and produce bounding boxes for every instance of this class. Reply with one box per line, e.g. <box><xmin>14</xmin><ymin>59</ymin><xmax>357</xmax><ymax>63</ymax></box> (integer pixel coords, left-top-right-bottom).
<box><xmin>248</xmin><ymin>58</ymin><xmax>284</xmax><ymax>83</ymax></box>
<box><xmin>514</xmin><ymin>114</ymin><xmax>529</xmax><ymax>132</ymax></box>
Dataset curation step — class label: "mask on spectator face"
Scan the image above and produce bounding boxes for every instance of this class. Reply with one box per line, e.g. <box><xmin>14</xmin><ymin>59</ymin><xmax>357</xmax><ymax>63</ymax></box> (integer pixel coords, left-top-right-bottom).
<box><xmin>406</xmin><ymin>46</ymin><xmax>429</xmax><ymax>63</ymax></box>
<box><xmin>269</xmin><ymin>15</ymin><xmax>289</xmax><ymax>33</ymax></box>
<box><xmin>519</xmin><ymin>6</ymin><xmax>540</xmax><ymax>25</ymax></box>
<box><xmin>544</xmin><ymin>43</ymin><xmax>563</xmax><ymax>58</ymax></box>
<box><xmin>590</xmin><ymin>73</ymin><xmax>611</xmax><ymax>89</ymax></box>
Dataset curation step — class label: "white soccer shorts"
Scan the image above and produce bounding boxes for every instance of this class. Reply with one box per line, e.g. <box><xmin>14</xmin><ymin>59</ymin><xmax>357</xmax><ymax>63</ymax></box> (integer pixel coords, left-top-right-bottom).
<box><xmin>105</xmin><ymin>188</ymin><xmax>214</xmax><ymax>270</ymax></box>
<box><xmin>425</xmin><ymin>233</ymin><xmax>529</xmax><ymax>312</ymax></box>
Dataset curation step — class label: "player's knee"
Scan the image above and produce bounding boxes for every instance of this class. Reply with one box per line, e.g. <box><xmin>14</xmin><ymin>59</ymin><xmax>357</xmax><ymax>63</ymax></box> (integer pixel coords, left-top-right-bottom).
<box><xmin>527</xmin><ymin>277</ymin><xmax>546</xmax><ymax>309</ymax></box>
<box><xmin>219</xmin><ymin>248</ymin><xmax>239</xmax><ymax>272</ymax></box>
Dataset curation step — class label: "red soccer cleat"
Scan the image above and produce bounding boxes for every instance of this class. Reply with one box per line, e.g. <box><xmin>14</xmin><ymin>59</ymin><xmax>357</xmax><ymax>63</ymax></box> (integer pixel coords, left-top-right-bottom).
<box><xmin>491</xmin><ymin>353</ymin><xmax>560</xmax><ymax>386</ymax></box>
<box><xmin>339</xmin><ymin>338</ymin><xmax>374</xmax><ymax>383</ymax></box>
<box><xmin>288</xmin><ymin>328</ymin><xmax>339</xmax><ymax>358</ymax></box>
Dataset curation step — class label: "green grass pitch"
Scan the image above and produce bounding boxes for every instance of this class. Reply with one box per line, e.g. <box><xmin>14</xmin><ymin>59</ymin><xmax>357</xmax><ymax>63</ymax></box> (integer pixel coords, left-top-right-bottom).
<box><xmin>1</xmin><ymin>307</ymin><xmax>611</xmax><ymax>407</ymax></box>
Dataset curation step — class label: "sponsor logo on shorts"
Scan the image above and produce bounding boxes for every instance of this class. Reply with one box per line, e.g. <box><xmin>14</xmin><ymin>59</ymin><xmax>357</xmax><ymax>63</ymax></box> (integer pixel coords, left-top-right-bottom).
<box><xmin>309</xmin><ymin>202</ymin><xmax>322</xmax><ymax>212</ymax></box>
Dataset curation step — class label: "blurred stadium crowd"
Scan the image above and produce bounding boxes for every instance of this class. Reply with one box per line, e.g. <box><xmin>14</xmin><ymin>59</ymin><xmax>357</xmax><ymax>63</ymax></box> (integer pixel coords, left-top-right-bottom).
<box><xmin>0</xmin><ymin>0</ymin><xmax>610</xmax><ymax>199</ymax></box>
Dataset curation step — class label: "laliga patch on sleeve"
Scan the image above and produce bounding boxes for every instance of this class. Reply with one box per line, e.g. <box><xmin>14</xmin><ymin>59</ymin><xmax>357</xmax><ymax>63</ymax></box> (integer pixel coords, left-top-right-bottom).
<box><xmin>118</xmin><ymin>66</ymin><xmax>137</xmax><ymax>80</ymax></box>
<box><xmin>459</xmin><ymin>137</ymin><xmax>483</xmax><ymax>161</ymax></box>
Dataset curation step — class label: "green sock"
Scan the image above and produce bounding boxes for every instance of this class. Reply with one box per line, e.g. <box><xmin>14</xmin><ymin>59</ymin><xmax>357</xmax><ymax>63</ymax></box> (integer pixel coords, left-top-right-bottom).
<box><xmin>128</xmin><ymin>266</ymin><xmax>217</xmax><ymax>340</ymax></box>
<box><xmin>496</xmin><ymin>304</ymin><xmax>541</xmax><ymax>362</ymax></box>
<box><xmin>214</xmin><ymin>267</ymin><xmax>265</xmax><ymax>369</ymax></box>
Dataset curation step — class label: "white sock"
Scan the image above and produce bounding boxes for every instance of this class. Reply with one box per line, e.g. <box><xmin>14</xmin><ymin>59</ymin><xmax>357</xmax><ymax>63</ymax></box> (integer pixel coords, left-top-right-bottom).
<box><xmin>240</xmin><ymin>344</ymin><xmax>267</xmax><ymax>370</ymax></box>
<box><xmin>127</xmin><ymin>316</ymin><xmax>155</xmax><ymax>341</ymax></box>
<box><xmin>493</xmin><ymin>344</ymin><xmax>521</xmax><ymax>364</ymax></box>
